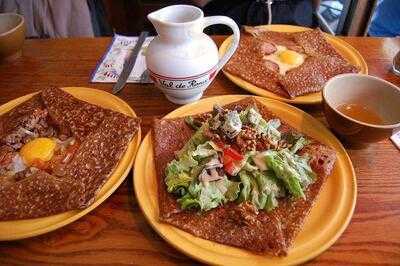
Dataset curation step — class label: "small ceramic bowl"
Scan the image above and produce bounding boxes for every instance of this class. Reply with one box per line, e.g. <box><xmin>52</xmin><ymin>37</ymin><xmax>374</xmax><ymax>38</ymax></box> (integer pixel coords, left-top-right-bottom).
<box><xmin>0</xmin><ymin>13</ymin><xmax>25</xmax><ymax>61</ymax></box>
<box><xmin>323</xmin><ymin>73</ymin><xmax>400</xmax><ymax>145</ymax></box>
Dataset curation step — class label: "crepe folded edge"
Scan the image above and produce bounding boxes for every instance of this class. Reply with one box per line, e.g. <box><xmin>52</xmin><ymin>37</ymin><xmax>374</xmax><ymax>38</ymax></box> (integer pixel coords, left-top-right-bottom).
<box><xmin>0</xmin><ymin>170</ymin><xmax>85</xmax><ymax>220</ymax></box>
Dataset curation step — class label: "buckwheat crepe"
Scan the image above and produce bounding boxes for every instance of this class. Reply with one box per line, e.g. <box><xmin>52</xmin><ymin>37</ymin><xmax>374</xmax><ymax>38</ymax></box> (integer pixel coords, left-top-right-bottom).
<box><xmin>224</xmin><ymin>28</ymin><xmax>359</xmax><ymax>98</ymax></box>
<box><xmin>153</xmin><ymin>97</ymin><xmax>336</xmax><ymax>255</ymax></box>
<box><xmin>0</xmin><ymin>88</ymin><xmax>140</xmax><ymax>220</ymax></box>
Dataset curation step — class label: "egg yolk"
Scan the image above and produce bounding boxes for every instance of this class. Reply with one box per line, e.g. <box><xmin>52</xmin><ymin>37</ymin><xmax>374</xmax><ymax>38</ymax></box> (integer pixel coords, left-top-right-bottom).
<box><xmin>20</xmin><ymin>138</ymin><xmax>56</xmax><ymax>166</ymax></box>
<box><xmin>279</xmin><ymin>50</ymin><xmax>303</xmax><ymax>65</ymax></box>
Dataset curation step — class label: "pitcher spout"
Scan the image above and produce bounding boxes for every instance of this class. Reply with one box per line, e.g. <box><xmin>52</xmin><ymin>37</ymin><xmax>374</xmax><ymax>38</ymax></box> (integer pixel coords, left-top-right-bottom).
<box><xmin>147</xmin><ymin>5</ymin><xmax>204</xmax><ymax>41</ymax></box>
<box><xmin>147</xmin><ymin>9</ymin><xmax>163</xmax><ymax>31</ymax></box>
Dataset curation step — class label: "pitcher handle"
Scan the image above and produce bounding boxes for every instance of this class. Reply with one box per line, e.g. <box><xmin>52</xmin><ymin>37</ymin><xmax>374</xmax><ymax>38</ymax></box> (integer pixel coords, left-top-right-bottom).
<box><xmin>202</xmin><ymin>16</ymin><xmax>240</xmax><ymax>72</ymax></box>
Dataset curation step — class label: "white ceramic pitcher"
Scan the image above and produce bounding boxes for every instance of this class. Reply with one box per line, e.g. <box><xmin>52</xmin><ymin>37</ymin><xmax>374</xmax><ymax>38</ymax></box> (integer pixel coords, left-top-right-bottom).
<box><xmin>146</xmin><ymin>5</ymin><xmax>240</xmax><ymax>104</ymax></box>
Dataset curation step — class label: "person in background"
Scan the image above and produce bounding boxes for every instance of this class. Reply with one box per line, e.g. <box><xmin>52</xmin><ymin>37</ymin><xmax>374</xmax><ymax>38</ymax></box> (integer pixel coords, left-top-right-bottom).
<box><xmin>0</xmin><ymin>0</ymin><xmax>111</xmax><ymax>38</ymax></box>
<box><xmin>368</xmin><ymin>0</ymin><xmax>400</xmax><ymax>37</ymax></box>
<box><xmin>192</xmin><ymin>0</ymin><xmax>321</xmax><ymax>34</ymax></box>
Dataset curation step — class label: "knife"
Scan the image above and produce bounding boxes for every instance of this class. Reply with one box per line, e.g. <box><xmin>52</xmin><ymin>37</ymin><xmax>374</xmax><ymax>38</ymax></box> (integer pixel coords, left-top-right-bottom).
<box><xmin>112</xmin><ymin>31</ymin><xmax>149</xmax><ymax>94</ymax></box>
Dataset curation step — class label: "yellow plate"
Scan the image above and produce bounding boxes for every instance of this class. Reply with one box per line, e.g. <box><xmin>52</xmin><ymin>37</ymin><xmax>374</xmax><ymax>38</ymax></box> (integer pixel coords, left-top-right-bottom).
<box><xmin>134</xmin><ymin>95</ymin><xmax>357</xmax><ymax>265</ymax></box>
<box><xmin>0</xmin><ymin>87</ymin><xmax>141</xmax><ymax>241</ymax></box>
<box><xmin>219</xmin><ymin>25</ymin><xmax>368</xmax><ymax>104</ymax></box>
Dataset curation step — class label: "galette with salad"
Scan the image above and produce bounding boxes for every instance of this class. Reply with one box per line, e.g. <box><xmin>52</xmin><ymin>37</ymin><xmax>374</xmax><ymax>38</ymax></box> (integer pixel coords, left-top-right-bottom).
<box><xmin>152</xmin><ymin>97</ymin><xmax>336</xmax><ymax>256</ymax></box>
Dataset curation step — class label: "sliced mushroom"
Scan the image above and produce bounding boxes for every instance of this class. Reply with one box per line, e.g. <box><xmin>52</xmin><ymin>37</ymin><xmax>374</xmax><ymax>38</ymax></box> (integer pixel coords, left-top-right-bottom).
<box><xmin>253</xmin><ymin>154</ymin><xmax>267</xmax><ymax>171</ymax></box>
<box><xmin>198</xmin><ymin>168</ymin><xmax>223</xmax><ymax>182</ymax></box>
<box><xmin>204</xmin><ymin>157</ymin><xmax>223</xmax><ymax>170</ymax></box>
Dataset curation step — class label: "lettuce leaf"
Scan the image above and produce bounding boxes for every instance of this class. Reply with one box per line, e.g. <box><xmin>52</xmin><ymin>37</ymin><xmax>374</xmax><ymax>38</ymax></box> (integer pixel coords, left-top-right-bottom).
<box><xmin>243</xmin><ymin>161</ymin><xmax>258</xmax><ymax>172</ymax></box>
<box><xmin>258</xmin><ymin>118</ymin><xmax>281</xmax><ymax>145</ymax></box>
<box><xmin>282</xmin><ymin>149</ymin><xmax>316</xmax><ymax>188</ymax></box>
<box><xmin>178</xmin><ymin>176</ymin><xmax>240</xmax><ymax>211</ymax></box>
<box><xmin>253</xmin><ymin>170</ymin><xmax>281</xmax><ymax>211</ymax></box>
<box><xmin>165</xmin><ymin>161</ymin><xmax>192</xmax><ymax>194</ymax></box>
<box><xmin>225</xmin><ymin>179</ymin><xmax>241</xmax><ymax>202</ymax></box>
<box><xmin>165</xmin><ymin>124</ymin><xmax>210</xmax><ymax>194</ymax></box>
<box><xmin>290</xmin><ymin>136</ymin><xmax>308</xmax><ymax>154</ymax></box>
<box><xmin>178</xmin><ymin>193</ymin><xmax>200</xmax><ymax>209</ymax></box>
<box><xmin>250</xmin><ymin>177</ymin><xmax>265</xmax><ymax>209</ymax></box>
<box><xmin>265</xmin><ymin>193</ymin><xmax>279</xmax><ymax>212</ymax></box>
<box><xmin>192</xmin><ymin>141</ymin><xmax>218</xmax><ymax>158</ymax></box>
<box><xmin>237</xmin><ymin>170</ymin><xmax>282</xmax><ymax>211</ymax></box>
<box><xmin>176</xmin><ymin>123</ymin><xmax>208</xmax><ymax>158</ymax></box>
<box><xmin>264</xmin><ymin>145</ymin><xmax>316</xmax><ymax>199</ymax></box>
<box><xmin>264</xmin><ymin>150</ymin><xmax>305</xmax><ymax>199</ymax></box>
<box><xmin>179</xmin><ymin>153</ymin><xmax>198</xmax><ymax>170</ymax></box>
<box><xmin>164</xmin><ymin>154</ymin><xmax>197</xmax><ymax>195</ymax></box>
<box><xmin>294</xmin><ymin>155</ymin><xmax>316</xmax><ymax>188</ymax></box>
<box><xmin>238</xmin><ymin>171</ymin><xmax>252</xmax><ymax>202</ymax></box>
<box><xmin>198</xmin><ymin>182</ymin><xmax>225</xmax><ymax>211</ymax></box>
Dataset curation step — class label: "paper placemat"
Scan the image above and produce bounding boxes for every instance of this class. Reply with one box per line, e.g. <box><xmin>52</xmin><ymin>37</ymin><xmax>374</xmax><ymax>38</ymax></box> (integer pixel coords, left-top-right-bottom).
<box><xmin>91</xmin><ymin>35</ymin><xmax>154</xmax><ymax>83</ymax></box>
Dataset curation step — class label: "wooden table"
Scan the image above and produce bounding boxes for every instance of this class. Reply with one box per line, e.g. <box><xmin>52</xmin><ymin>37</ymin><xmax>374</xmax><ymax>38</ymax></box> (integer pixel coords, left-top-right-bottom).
<box><xmin>0</xmin><ymin>36</ymin><xmax>399</xmax><ymax>265</ymax></box>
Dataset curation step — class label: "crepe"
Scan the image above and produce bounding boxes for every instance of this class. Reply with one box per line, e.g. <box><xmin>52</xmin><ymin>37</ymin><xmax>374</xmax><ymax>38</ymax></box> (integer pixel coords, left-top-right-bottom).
<box><xmin>0</xmin><ymin>88</ymin><xmax>140</xmax><ymax>220</ymax></box>
<box><xmin>41</xmin><ymin>87</ymin><xmax>110</xmax><ymax>140</ymax></box>
<box><xmin>153</xmin><ymin>97</ymin><xmax>336</xmax><ymax>255</ymax></box>
<box><xmin>223</xmin><ymin>35</ymin><xmax>289</xmax><ymax>97</ymax></box>
<box><xmin>224</xmin><ymin>28</ymin><xmax>359</xmax><ymax>98</ymax></box>
<box><xmin>0</xmin><ymin>171</ymin><xmax>85</xmax><ymax>220</ymax></box>
<box><xmin>291</xmin><ymin>29</ymin><xmax>343</xmax><ymax>59</ymax></box>
<box><xmin>62</xmin><ymin>113</ymin><xmax>138</xmax><ymax>207</ymax></box>
<box><xmin>280</xmin><ymin>55</ymin><xmax>359</xmax><ymax>97</ymax></box>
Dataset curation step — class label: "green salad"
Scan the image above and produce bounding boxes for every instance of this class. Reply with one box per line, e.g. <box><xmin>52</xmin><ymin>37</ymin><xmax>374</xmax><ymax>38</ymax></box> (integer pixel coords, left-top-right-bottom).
<box><xmin>165</xmin><ymin>105</ymin><xmax>316</xmax><ymax>212</ymax></box>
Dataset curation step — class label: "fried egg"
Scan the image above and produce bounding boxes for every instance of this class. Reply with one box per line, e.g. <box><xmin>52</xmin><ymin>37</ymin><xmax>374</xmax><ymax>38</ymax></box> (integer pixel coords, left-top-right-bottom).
<box><xmin>20</xmin><ymin>137</ymin><xmax>56</xmax><ymax>167</ymax></box>
<box><xmin>0</xmin><ymin>136</ymin><xmax>78</xmax><ymax>180</ymax></box>
<box><xmin>264</xmin><ymin>45</ymin><xmax>306</xmax><ymax>75</ymax></box>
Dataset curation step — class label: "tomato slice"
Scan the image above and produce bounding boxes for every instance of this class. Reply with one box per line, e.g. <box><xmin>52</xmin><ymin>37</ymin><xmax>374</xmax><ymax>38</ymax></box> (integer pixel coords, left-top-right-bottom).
<box><xmin>223</xmin><ymin>160</ymin><xmax>236</xmax><ymax>176</ymax></box>
<box><xmin>223</xmin><ymin>154</ymin><xmax>233</xmax><ymax>165</ymax></box>
<box><xmin>223</xmin><ymin>147</ymin><xmax>243</xmax><ymax>161</ymax></box>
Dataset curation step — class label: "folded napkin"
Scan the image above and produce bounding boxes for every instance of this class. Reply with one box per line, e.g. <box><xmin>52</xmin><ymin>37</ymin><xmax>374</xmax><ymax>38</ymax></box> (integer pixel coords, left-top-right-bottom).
<box><xmin>391</xmin><ymin>129</ymin><xmax>400</xmax><ymax>150</ymax></box>
<box><xmin>91</xmin><ymin>34</ymin><xmax>154</xmax><ymax>83</ymax></box>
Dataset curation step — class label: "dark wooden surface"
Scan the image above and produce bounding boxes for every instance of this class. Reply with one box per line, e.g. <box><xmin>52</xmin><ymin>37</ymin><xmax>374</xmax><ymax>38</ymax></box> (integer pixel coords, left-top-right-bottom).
<box><xmin>0</xmin><ymin>36</ymin><xmax>399</xmax><ymax>265</ymax></box>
